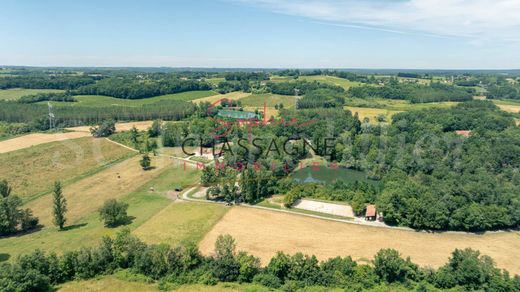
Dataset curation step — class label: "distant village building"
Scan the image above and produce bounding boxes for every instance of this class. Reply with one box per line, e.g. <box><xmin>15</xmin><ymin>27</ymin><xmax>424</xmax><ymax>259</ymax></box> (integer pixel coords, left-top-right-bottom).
<box><xmin>365</xmin><ymin>204</ymin><xmax>377</xmax><ymax>221</ymax></box>
<box><xmin>455</xmin><ymin>130</ymin><xmax>472</xmax><ymax>137</ymax></box>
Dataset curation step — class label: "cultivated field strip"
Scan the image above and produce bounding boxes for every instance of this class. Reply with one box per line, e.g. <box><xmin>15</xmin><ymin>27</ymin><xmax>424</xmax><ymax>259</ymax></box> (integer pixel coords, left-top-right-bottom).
<box><xmin>199</xmin><ymin>207</ymin><xmax>520</xmax><ymax>274</ymax></box>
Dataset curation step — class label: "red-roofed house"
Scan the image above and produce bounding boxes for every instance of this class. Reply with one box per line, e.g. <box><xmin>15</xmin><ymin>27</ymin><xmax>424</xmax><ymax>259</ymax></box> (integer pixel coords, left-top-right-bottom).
<box><xmin>365</xmin><ymin>204</ymin><xmax>377</xmax><ymax>221</ymax></box>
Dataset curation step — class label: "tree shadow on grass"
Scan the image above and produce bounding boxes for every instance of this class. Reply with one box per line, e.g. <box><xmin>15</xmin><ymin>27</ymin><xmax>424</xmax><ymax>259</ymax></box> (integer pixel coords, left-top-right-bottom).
<box><xmin>105</xmin><ymin>216</ymin><xmax>136</xmax><ymax>228</ymax></box>
<box><xmin>60</xmin><ymin>223</ymin><xmax>88</xmax><ymax>232</ymax></box>
<box><xmin>0</xmin><ymin>253</ymin><xmax>10</xmax><ymax>262</ymax></box>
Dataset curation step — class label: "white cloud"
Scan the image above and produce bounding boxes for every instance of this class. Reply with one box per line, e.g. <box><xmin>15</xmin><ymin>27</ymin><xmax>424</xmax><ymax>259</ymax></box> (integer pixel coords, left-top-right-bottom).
<box><xmin>234</xmin><ymin>0</ymin><xmax>520</xmax><ymax>43</ymax></box>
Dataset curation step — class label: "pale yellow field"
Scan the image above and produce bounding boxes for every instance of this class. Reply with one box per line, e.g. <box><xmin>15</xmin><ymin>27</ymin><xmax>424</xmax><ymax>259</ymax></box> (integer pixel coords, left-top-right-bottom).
<box><xmin>192</xmin><ymin>91</ymin><xmax>251</xmax><ymax>104</ymax></box>
<box><xmin>199</xmin><ymin>207</ymin><xmax>520</xmax><ymax>274</ymax></box>
<box><xmin>25</xmin><ymin>155</ymin><xmax>174</xmax><ymax>226</ymax></box>
<box><xmin>66</xmin><ymin>121</ymin><xmax>155</xmax><ymax>133</ymax></box>
<box><xmin>0</xmin><ymin>132</ymin><xmax>91</xmax><ymax>154</ymax></box>
<box><xmin>0</xmin><ymin>137</ymin><xmax>133</xmax><ymax>201</ymax></box>
<box><xmin>345</xmin><ymin>106</ymin><xmax>402</xmax><ymax>123</ymax></box>
<box><xmin>496</xmin><ymin>104</ymin><xmax>520</xmax><ymax>113</ymax></box>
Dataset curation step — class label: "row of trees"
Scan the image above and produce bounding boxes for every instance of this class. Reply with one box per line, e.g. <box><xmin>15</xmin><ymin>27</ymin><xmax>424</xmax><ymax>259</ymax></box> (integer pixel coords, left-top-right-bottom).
<box><xmin>18</xmin><ymin>92</ymin><xmax>76</xmax><ymax>104</ymax></box>
<box><xmin>1</xmin><ymin>230</ymin><xmax>518</xmax><ymax>291</ymax></box>
<box><xmin>0</xmin><ymin>100</ymin><xmax>197</xmax><ymax>126</ymax></box>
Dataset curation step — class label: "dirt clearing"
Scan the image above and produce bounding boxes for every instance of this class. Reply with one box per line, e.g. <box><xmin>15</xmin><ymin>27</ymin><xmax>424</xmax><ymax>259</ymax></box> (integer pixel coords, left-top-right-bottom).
<box><xmin>199</xmin><ymin>207</ymin><xmax>520</xmax><ymax>274</ymax></box>
<box><xmin>293</xmin><ymin>199</ymin><xmax>354</xmax><ymax>217</ymax></box>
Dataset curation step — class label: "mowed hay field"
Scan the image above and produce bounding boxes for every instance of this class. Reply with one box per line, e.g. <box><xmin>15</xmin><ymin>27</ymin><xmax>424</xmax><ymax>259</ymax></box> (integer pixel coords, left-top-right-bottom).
<box><xmin>0</xmin><ymin>137</ymin><xmax>133</xmax><ymax>201</ymax></box>
<box><xmin>345</xmin><ymin>106</ymin><xmax>402</xmax><ymax>123</ymax></box>
<box><xmin>66</xmin><ymin>120</ymin><xmax>155</xmax><ymax>133</ymax></box>
<box><xmin>199</xmin><ymin>207</ymin><xmax>520</xmax><ymax>274</ymax></box>
<box><xmin>192</xmin><ymin>91</ymin><xmax>251</xmax><ymax>104</ymax></box>
<box><xmin>0</xmin><ymin>162</ymin><xmax>199</xmax><ymax>259</ymax></box>
<box><xmin>0</xmin><ymin>131</ymin><xmax>91</xmax><ymax>154</ymax></box>
<box><xmin>0</xmin><ymin>88</ymin><xmax>64</xmax><ymax>100</ymax></box>
<box><xmin>25</xmin><ymin>155</ymin><xmax>174</xmax><ymax>226</ymax></box>
<box><xmin>240</xmin><ymin>93</ymin><xmax>296</xmax><ymax>108</ymax></box>
<box><xmin>40</xmin><ymin>90</ymin><xmax>216</xmax><ymax>107</ymax></box>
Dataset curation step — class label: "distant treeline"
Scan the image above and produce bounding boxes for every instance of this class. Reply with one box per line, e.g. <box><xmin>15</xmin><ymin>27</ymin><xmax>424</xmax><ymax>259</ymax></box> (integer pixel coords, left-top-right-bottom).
<box><xmin>223</xmin><ymin>72</ymin><xmax>269</xmax><ymax>81</ymax></box>
<box><xmin>0</xmin><ymin>100</ymin><xmax>197</xmax><ymax>127</ymax></box>
<box><xmin>348</xmin><ymin>81</ymin><xmax>474</xmax><ymax>103</ymax></box>
<box><xmin>0</xmin><ymin>76</ymin><xmax>96</xmax><ymax>90</ymax></box>
<box><xmin>18</xmin><ymin>92</ymin><xmax>76</xmax><ymax>104</ymax></box>
<box><xmin>73</xmin><ymin>77</ymin><xmax>212</xmax><ymax>99</ymax></box>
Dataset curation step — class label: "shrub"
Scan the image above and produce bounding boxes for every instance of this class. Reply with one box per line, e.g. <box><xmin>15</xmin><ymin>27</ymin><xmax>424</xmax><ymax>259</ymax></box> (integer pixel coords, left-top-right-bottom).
<box><xmin>98</xmin><ymin>199</ymin><xmax>129</xmax><ymax>227</ymax></box>
<box><xmin>90</xmin><ymin>120</ymin><xmax>116</xmax><ymax>137</ymax></box>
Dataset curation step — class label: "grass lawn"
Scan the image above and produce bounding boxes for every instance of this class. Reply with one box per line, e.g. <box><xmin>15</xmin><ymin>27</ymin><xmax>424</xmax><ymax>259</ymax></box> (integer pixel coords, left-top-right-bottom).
<box><xmin>133</xmin><ymin>202</ymin><xmax>229</xmax><ymax>246</ymax></box>
<box><xmin>40</xmin><ymin>90</ymin><xmax>216</xmax><ymax>107</ymax></box>
<box><xmin>0</xmin><ymin>162</ymin><xmax>199</xmax><ymax>260</ymax></box>
<box><xmin>0</xmin><ymin>88</ymin><xmax>64</xmax><ymax>100</ymax></box>
<box><xmin>0</xmin><ymin>137</ymin><xmax>134</xmax><ymax>202</ymax></box>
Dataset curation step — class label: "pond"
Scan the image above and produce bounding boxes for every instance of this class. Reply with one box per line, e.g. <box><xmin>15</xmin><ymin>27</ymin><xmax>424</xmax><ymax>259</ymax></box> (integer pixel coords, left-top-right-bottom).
<box><xmin>291</xmin><ymin>166</ymin><xmax>381</xmax><ymax>187</ymax></box>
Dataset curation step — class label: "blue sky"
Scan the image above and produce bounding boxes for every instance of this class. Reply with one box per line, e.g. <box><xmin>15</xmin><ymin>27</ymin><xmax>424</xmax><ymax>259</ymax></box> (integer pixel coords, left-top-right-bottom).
<box><xmin>1</xmin><ymin>0</ymin><xmax>519</xmax><ymax>69</ymax></box>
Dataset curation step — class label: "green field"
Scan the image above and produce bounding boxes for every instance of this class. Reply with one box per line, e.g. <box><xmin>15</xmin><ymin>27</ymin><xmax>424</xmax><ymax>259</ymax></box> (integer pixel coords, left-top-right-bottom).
<box><xmin>0</xmin><ymin>88</ymin><xmax>64</xmax><ymax>100</ymax></box>
<box><xmin>204</xmin><ymin>77</ymin><xmax>225</xmax><ymax>86</ymax></box>
<box><xmin>0</xmin><ymin>137</ymin><xmax>134</xmax><ymax>202</ymax></box>
<box><xmin>0</xmin><ymin>164</ymin><xmax>200</xmax><ymax>260</ymax></box>
<box><xmin>345</xmin><ymin>97</ymin><xmax>459</xmax><ymax>111</ymax></box>
<box><xmin>298</xmin><ymin>75</ymin><xmax>363</xmax><ymax>90</ymax></box>
<box><xmin>240</xmin><ymin>93</ymin><xmax>296</xmax><ymax>108</ymax></box>
<box><xmin>41</xmin><ymin>90</ymin><xmax>217</xmax><ymax>107</ymax></box>
<box><xmin>133</xmin><ymin>201</ymin><xmax>229</xmax><ymax>245</ymax></box>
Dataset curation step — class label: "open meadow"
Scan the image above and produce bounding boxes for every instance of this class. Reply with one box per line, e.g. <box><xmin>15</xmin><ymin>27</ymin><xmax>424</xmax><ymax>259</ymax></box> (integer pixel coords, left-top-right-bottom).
<box><xmin>199</xmin><ymin>207</ymin><xmax>520</xmax><ymax>274</ymax></box>
<box><xmin>298</xmin><ymin>75</ymin><xmax>363</xmax><ymax>90</ymax></box>
<box><xmin>191</xmin><ymin>91</ymin><xmax>250</xmax><ymax>104</ymax></box>
<box><xmin>0</xmin><ymin>160</ymin><xmax>201</xmax><ymax>259</ymax></box>
<box><xmin>0</xmin><ymin>88</ymin><xmax>64</xmax><ymax>100</ymax></box>
<box><xmin>0</xmin><ymin>132</ymin><xmax>91</xmax><ymax>154</ymax></box>
<box><xmin>41</xmin><ymin>90</ymin><xmax>216</xmax><ymax>107</ymax></box>
<box><xmin>0</xmin><ymin>137</ymin><xmax>133</xmax><ymax>201</ymax></box>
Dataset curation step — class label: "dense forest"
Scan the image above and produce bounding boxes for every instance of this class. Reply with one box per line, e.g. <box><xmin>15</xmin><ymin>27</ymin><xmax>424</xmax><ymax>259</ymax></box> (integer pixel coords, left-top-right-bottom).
<box><xmin>73</xmin><ymin>77</ymin><xmax>212</xmax><ymax>99</ymax></box>
<box><xmin>348</xmin><ymin>81</ymin><xmax>474</xmax><ymax>103</ymax></box>
<box><xmin>0</xmin><ymin>75</ymin><xmax>96</xmax><ymax>90</ymax></box>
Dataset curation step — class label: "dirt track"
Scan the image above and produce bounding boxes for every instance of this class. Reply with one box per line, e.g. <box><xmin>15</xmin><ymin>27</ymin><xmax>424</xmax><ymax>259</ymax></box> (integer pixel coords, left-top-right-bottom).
<box><xmin>199</xmin><ymin>207</ymin><xmax>520</xmax><ymax>274</ymax></box>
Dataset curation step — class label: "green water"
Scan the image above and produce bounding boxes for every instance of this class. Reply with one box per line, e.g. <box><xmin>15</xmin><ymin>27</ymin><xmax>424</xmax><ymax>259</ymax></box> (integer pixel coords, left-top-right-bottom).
<box><xmin>291</xmin><ymin>166</ymin><xmax>380</xmax><ymax>187</ymax></box>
